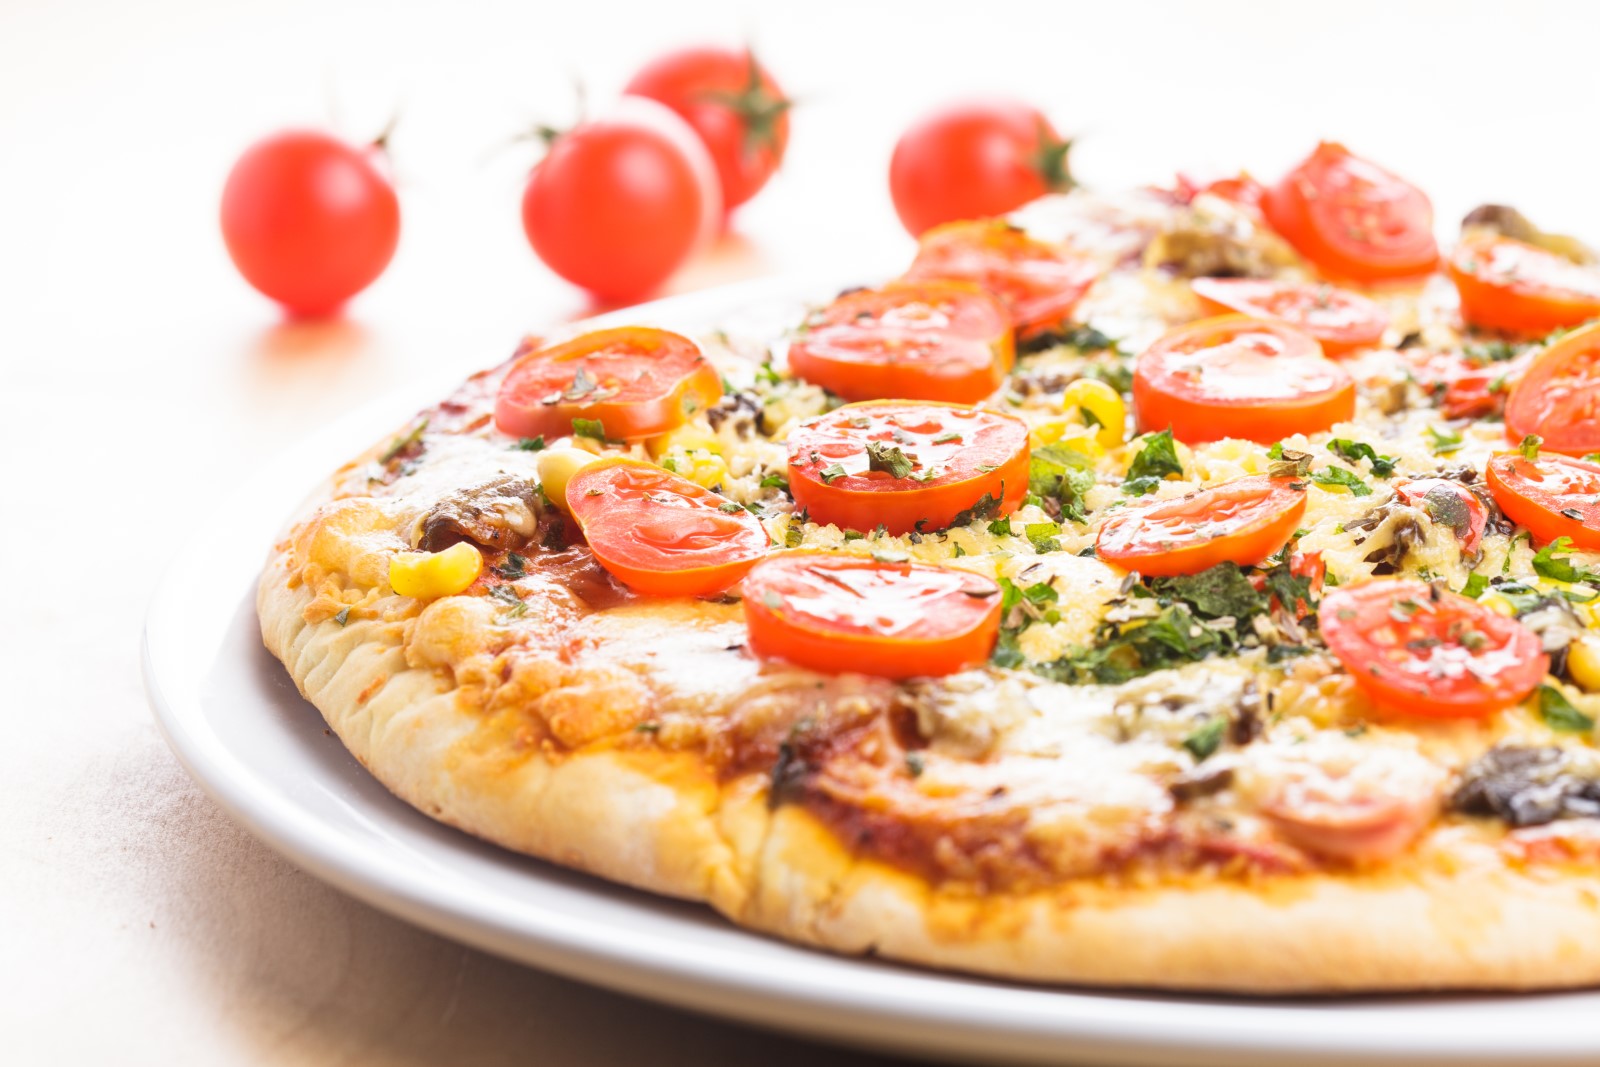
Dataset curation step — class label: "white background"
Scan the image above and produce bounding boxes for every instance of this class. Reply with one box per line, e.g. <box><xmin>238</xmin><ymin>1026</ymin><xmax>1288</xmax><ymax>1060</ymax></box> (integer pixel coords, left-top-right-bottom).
<box><xmin>2</xmin><ymin>1</ymin><xmax>1594</xmax><ymax>1063</ymax></box>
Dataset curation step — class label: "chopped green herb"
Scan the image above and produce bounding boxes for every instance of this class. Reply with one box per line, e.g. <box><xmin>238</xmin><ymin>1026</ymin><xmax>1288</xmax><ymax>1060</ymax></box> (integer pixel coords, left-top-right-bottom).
<box><xmin>819</xmin><ymin>462</ymin><xmax>848</xmax><ymax>484</ymax></box>
<box><xmin>905</xmin><ymin>751</ymin><xmax>926</xmax><ymax>778</ymax></box>
<box><xmin>494</xmin><ymin>553</ymin><xmax>528</xmax><ymax>581</ymax></box>
<box><xmin>1461</xmin><ymin>573</ymin><xmax>1489</xmax><ymax>598</ymax></box>
<box><xmin>1538</xmin><ymin>685</ymin><xmax>1596</xmax><ymax>733</ymax></box>
<box><xmin>1310</xmin><ymin>466</ymin><xmax>1373</xmax><ymax>497</ymax></box>
<box><xmin>512</xmin><ymin>436</ymin><xmax>546</xmax><ymax>452</ymax></box>
<box><xmin>950</xmin><ymin>489</ymin><xmax>1005</xmax><ymax>528</ymax></box>
<box><xmin>988</xmin><ymin>518</ymin><xmax>1014</xmax><ymax>537</ymax></box>
<box><xmin>1151</xmin><ymin>563</ymin><xmax>1266</xmax><ymax>619</ymax></box>
<box><xmin>571</xmin><ymin>418</ymin><xmax>608</xmax><ymax>441</ymax></box>
<box><xmin>1025</xmin><ymin>521</ymin><xmax>1062</xmax><ymax>553</ymax></box>
<box><xmin>1124</xmin><ymin>429</ymin><xmax>1182</xmax><ymax>494</ymax></box>
<box><xmin>933</xmin><ymin>430</ymin><xmax>962</xmax><ymax>444</ymax></box>
<box><xmin>1520</xmin><ymin>434</ymin><xmax>1544</xmax><ymax>460</ymax></box>
<box><xmin>1182</xmin><ymin>717</ymin><xmax>1227</xmax><ymax>761</ymax></box>
<box><xmin>1029</xmin><ymin>444</ymin><xmax>1096</xmax><ymax>522</ymax></box>
<box><xmin>1327</xmin><ymin>438</ymin><xmax>1398</xmax><ymax>477</ymax></box>
<box><xmin>718</xmin><ymin>501</ymin><xmax>744</xmax><ymax>513</ymax></box>
<box><xmin>866</xmin><ymin>440</ymin><xmax>916</xmax><ymax>478</ymax></box>
<box><xmin>1532</xmin><ymin>537</ymin><xmax>1600</xmax><ymax>584</ymax></box>
<box><xmin>488</xmin><ymin>585</ymin><xmax>527</xmax><ymax>618</ymax></box>
<box><xmin>1425</xmin><ymin>425</ymin><xmax>1464</xmax><ymax>455</ymax></box>
<box><xmin>333</xmin><ymin>607</ymin><xmax>351</xmax><ymax>626</ymax></box>
<box><xmin>783</xmin><ymin>524</ymin><xmax>804</xmax><ymax>548</ymax></box>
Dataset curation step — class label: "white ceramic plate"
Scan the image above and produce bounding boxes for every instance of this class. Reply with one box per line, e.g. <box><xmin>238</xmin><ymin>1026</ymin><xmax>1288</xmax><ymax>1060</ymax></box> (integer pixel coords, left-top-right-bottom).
<box><xmin>145</xmin><ymin>277</ymin><xmax>1600</xmax><ymax>1067</ymax></box>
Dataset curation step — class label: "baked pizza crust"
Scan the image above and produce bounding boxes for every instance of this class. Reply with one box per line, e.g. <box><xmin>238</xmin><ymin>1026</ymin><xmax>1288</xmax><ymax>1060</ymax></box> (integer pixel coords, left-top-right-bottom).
<box><xmin>260</xmin><ymin>551</ymin><xmax>1600</xmax><ymax>994</ymax></box>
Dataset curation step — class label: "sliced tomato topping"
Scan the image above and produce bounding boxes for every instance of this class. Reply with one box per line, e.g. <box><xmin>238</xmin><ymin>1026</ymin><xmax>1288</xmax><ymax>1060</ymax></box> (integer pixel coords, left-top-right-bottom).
<box><xmin>1318</xmin><ymin>579</ymin><xmax>1547</xmax><ymax>719</ymax></box>
<box><xmin>1261</xmin><ymin>142</ymin><xmax>1439</xmax><ymax>284</ymax></box>
<box><xmin>494</xmin><ymin>326</ymin><xmax>722</xmax><ymax>442</ymax></box>
<box><xmin>1504</xmin><ymin>321</ymin><xmax>1600</xmax><ymax>455</ymax></box>
<box><xmin>1401</xmin><ymin>347</ymin><xmax>1533</xmax><ymax>420</ymax></box>
<box><xmin>1190</xmin><ymin>277</ymin><xmax>1388</xmax><ymax>357</ymax></box>
<box><xmin>786</xmin><ymin>402</ymin><xmax>1028</xmax><ymax>535</ymax></box>
<box><xmin>1394</xmin><ymin>478</ymin><xmax>1488</xmax><ymax>555</ymax></box>
<box><xmin>902</xmin><ymin>219</ymin><xmax>1100</xmax><ymax>335</ymax></box>
<box><xmin>565</xmin><ymin>458</ymin><xmax>767</xmax><ymax>596</ymax></box>
<box><xmin>786</xmin><ymin>281</ymin><xmax>1013</xmax><ymax>404</ymax></box>
<box><xmin>1486</xmin><ymin>452</ymin><xmax>1600</xmax><ymax>549</ymax></box>
<box><xmin>1450</xmin><ymin>233</ymin><xmax>1600</xmax><ymax>335</ymax></box>
<box><xmin>1132</xmin><ymin>315</ymin><xmax>1355</xmax><ymax>444</ymax></box>
<box><xmin>1172</xmin><ymin>172</ymin><xmax>1267</xmax><ymax>215</ymax></box>
<box><xmin>741</xmin><ymin>552</ymin><xmax>1001</xmax><ymax>678</ymax></box>
<box><xmin>1096</xmin><ymin>475</ymin><xmax>1307</xmax><ymax>577</ymax></box>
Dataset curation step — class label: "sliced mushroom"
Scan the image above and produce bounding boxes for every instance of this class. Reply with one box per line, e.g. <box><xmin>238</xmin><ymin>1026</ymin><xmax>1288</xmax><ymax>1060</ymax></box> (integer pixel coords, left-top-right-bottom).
<box><xmin>1461</xmin><ymin>203</ymin><xmax>1596</xmax><ymax>265</ymax></box>
<box><xmin>1452</xmin><ymin>745</ymin><xmax>1600</xmax><ymax>827</ymax></box>
<box><xmin>414</xmin><ymin>475</ymin><xmax>546</xmax><ymax>552</ymax></box>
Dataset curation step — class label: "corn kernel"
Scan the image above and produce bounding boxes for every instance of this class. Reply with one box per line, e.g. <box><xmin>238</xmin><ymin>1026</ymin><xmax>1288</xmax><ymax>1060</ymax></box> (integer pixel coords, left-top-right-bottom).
<box><xmin>661</xmin><ymin>450</ymin><xmax>731</xmax><ymax>489</ymax></box>
<box><xmin>1478</xmin><ymin>592</ymin><xmax>1517</xmax><ymax>618</ymax></box>
<box><xmin>1030</xmin><ymin>419</ymin><xmax>1103</xmax><ymax>457</ymax></box>
<box><xmin>1060</xmin><ymin>379</ymin><xmax>1127</xmax><ymax>449</ymax></box>
<box><xmin>535</xmin><ymin>447</ymin><xmax>603</xmax><ymax>512</ymax></box>
<box><xmin>647</xmin><ymin>424</ymin><xmax>723</xmax><ymax>458</ymax></box>
<box><xmin>389</xmin><ymin>542</ymin><xmax>483</xmax><ymax>600</ymax></box>
<box><xmin>1569</xmin><ymin>634</ymin><xmax>1600</xmax><ymax>693</ymax></box>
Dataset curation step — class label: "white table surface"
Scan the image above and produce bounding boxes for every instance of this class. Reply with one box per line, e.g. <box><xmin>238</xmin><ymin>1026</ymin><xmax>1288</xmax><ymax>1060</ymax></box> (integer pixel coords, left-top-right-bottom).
<box><xmin>5</xmin><ymin>1</ymin><xmax>1597</xmax><ymax>1063</ymax></box>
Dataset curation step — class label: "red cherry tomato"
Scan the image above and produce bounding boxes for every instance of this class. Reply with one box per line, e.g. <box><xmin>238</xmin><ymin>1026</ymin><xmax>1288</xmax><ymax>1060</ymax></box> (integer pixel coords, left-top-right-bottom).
<box><xmin>1486</xmin><ymin>452</ymin><xmax>1600</xmax><ymax>550</ymax></box>
<box><xmin>786</xmin><ymin>281</ymin><xmax>1014</xmax><ymax>404</ymax></box>
<box><xmin>1318</xmin><ymin>580</ymin><xmax>1547</xmax><ymax>719</ymax></box>
<box><xmin>1096</xmin><ymin>476</ymin><xmax>1308</xmax><ymax>577</ymax></box>
<box><xmin>1401</xmin><ymin>347</ymin><xmax>1534</xmax><ymax>420</ymax></box>
<box><xmin>1261</xmin><ymin>142</ymin><xmax>1439</xmax><ymax>284</ymax></box>
<box><xmin>219</xmin><ymin>130</ymin><xmax>399</xmax><ymax>316</ymax></box>
<box><xmin>521</xmin><ymin>98</ymin><xmax>720</xmax><ymax>302</ymax></box>
<box><xmin>1132</xmin><ymin>315</ymin><xmax>1355</xmax><ymax>444</ymax></box>
<box><xmin>1450</xmin><ymin>233</ymin><xmax>1600</xmax><ymax>335</ymax></box>
<box><xmin>903</xmin><ymin>219</ymin><xmax>1100</xmax><ymax>335</ymax></box>
<box><xmin>494</xmin><ymin>327</ymin><xmax>722</xmax><ymax>442</ymax></box>
<box><xmin>624</xmin><ymin>46</ymin><xmax>789</xmax><ymax>213</ymax></box>
<box><xmin>786</xmin><ymin>402</ymin><xmax>1030</xmax><ymax>535</ymax></box>
<box><xmin>888</xmin><ymin>100</ymin><xmax>1074</xmax><ymax>237</ymax></box>
<box><xmin>1190</xmin><ymin>277</ymin><xmax>1389</xmax><ymax>357</ymax></box>
<box><xmin>1172</xmin><ymin>172</ymin><xmax>1268</xmax><ymax>215</ymax></box>
<box><xmin>742</xmin><ymin>553</ymin><xmax>1001</xmax><ymax>678</ymax></box>
<box><xmin>565</xmin><ymin>458</ymin><xmax>767</xmax><ymax>596</ymax></box>
<box><xmin>1394</xmin><ymin>478</ymin><xmax>1488</xmax><ymax>555</ymax></box>
<box><xmin>1504</xmin><ymin>321</ymin><xmax>1600</xmax><ymax>455</ymax></box>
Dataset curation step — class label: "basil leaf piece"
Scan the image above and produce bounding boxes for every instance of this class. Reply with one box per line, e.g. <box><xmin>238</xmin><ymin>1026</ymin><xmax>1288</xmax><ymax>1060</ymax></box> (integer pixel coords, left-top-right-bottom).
<box><xmin>1539</xmin><ymin>685</ymin><xmax>1596</xmax><ymax>733</ymax></box>
<box><xmin>1310</xmin><ymin>465</ymin><xmax>1373</xmax><ymax>497</ymax></box>
<box><xmin>1182</xmin><ymin>717</ymin><xmax>1227</xmax><ymax>761</ymax></box>
<box><xmin>1125</xmin><ymin>429</ymin><xmax>1182</xmax><ymax>492</ymax></box>
<box><xmin>866</xmin><ymin>440</ymin><xmax>916</xmax><ymax>479</ymax></box>
<box><xmin>1327</xmin><ymin>438</ymin><xmax>1398</xmax><ymax>477</ymax></box>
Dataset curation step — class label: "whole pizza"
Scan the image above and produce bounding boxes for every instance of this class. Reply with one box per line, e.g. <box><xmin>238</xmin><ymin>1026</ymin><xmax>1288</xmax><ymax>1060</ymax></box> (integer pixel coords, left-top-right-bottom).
<box><xmin>259</xmin><ymin>142</ymin><xmax>1600</xmax><ymax>993</ymax></box>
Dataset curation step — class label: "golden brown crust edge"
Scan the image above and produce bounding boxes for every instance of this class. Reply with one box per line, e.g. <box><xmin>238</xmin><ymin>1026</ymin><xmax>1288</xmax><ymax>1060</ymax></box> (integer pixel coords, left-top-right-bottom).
<box><xmin>258</xmin><ymin>550</ymin><xmax>1600</xmax><ymax>995</ymax></box>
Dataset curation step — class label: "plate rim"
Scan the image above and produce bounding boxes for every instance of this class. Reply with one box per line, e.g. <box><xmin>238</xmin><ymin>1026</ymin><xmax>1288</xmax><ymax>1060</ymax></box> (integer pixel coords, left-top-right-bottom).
<box><xmin>142</xmin><ymin>274</ymin><xmax>1600</xmax><ymax>1067</ymax></box>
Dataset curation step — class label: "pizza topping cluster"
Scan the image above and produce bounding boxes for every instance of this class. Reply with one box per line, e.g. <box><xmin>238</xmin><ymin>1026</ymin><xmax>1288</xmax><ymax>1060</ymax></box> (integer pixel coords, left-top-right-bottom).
<box><xmin>313</xmin><ymin>139</ymin><xmax>1600</xmax><ymax>885</ymax></box>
